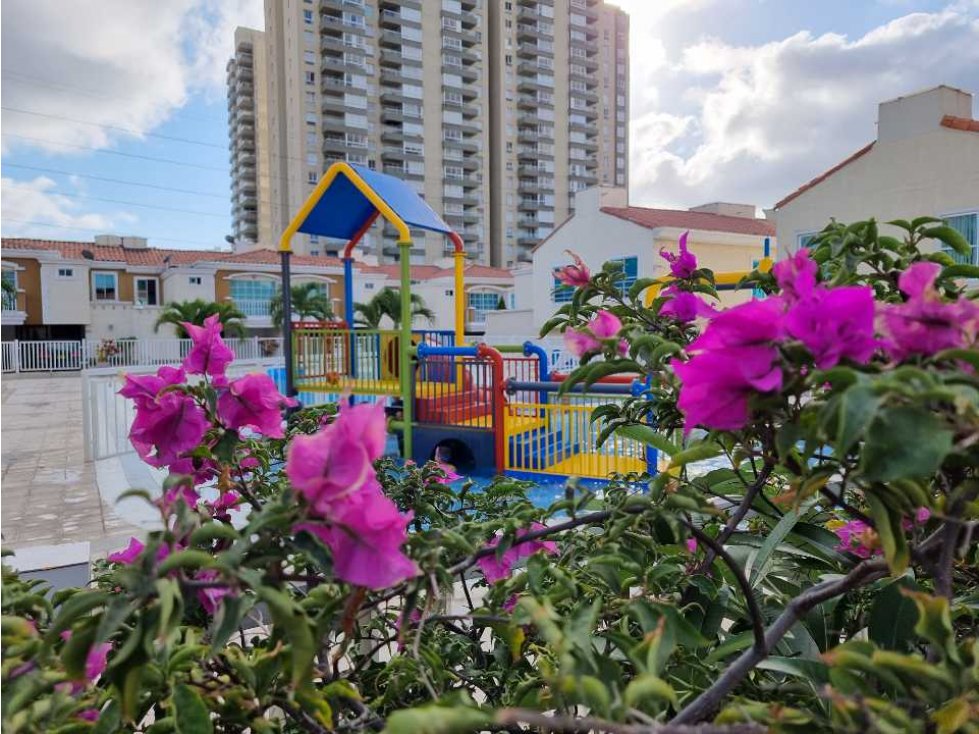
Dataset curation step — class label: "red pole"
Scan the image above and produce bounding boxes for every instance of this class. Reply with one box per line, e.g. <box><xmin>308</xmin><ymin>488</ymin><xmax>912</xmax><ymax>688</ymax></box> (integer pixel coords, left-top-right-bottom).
<box><xmin>477</xmin><ymin>343</ymin><xmax>506</xmax><ymax>475</ymax></box>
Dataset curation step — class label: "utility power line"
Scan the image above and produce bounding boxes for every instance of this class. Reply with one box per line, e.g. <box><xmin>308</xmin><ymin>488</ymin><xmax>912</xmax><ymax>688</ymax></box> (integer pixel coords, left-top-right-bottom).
<box><xmin>2</xmin><ymin>182</ymin><xmax>228</xmax><ymax>218</ymax></box>
<box><xmin>2</xmin><ymin>164</ymin><xmax>228</xmax><ymax>199</ymax></box>
<box><xmin>1</xmin><ymin>218</ymin><xmax>227</xmax><ymax>249</ymax></box>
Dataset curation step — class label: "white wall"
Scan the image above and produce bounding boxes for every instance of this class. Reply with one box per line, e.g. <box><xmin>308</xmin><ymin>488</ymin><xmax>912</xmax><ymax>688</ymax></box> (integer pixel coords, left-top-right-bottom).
<box><xmin>775</xmin><ymin>89</ymin><xmax>979</xmax><ymax>253</ymax></box>
<box><xmin>40</xmin><ymin>263</ymin><xmax>91</xmax><ymax>325</ymax></box>
<box><xmin>161</xmin><ymin>270</ymin><xmax>216</xmax><ymax>304</ymax></box>
<box><xmin>88</xmin><ymin>304</ymin><xmax>171</xmax><ymax>340</ymax></box>
<box><xmin>483</xmin><ymin>309</ymin><xmax>534</xmax><ymax>340</ymax></box>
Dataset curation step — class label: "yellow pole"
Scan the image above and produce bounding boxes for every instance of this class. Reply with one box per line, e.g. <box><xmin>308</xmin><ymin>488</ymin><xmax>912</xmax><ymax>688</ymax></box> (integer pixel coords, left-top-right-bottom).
<box><xmin>453</xmin><ymin>251</ymin><xmax>465</xmax><ymax>346</ymax></box>
<box><xmin>399</xmin><ymin>240</ymin><xmax>413</xmax><ymax>460</ymax></box>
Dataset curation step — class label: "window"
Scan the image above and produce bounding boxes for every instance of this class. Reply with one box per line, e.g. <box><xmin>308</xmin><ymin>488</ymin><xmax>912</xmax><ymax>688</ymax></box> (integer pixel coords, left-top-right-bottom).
<box><xmin>57</xmin><ymin>267</ymin><xmax>74</xmax><ymax>278</ymax></box>
<box><xmin>553</xmin><ymin>271</ymin><xmax>574</xmax><ymax>303</ymax></box>
<box><xmin>230</xmin><ymin>279</ymin><xmax>276</xmax><ymax>317</ymax></box>
<box><xmin>365</xmin><ymin>282</ymin><xmax>375</xmax><ymax>290</ymax></box>
<box><xmin>92</xmin><ymin>271</ymin><xmax>118</xmax><ymax>301</ymax></box>
<box><xmin>943</xmin><ymin>211</ymin><xmax>978</xmax><ymax>265</ymax></box>
<box><xmin>797</xmin><ymin>232</ymin><xmax>818</xmax><ymax>250</ymax></box>
<box><xmin>308</xmin><ymin>170</ymin><xmax>319</xmax><ymax>184</ymax></box>
<box><xmin>468</xmin><ymin>291</ymin><xmax>499</xmax><ymax>322</ymax></box>
<box><xmin>609</xmin><ymin>256</ymin><xmax>638</xmax><ymax>294</ymax></box>
<box><xmin>444</xmin><ymin>289</ymin><xmax>454</xmax><ymax>297</ymax></box>
<box><xmin>1</xmin><ymin>270</ymin><xmax>16</xmax><ymax>310</ymax></box>
<box><xmin>303</xmin><ymin>9</ymin><xmax>313</xmax><ymax>23</ymax></box>
<box><xmin>305</xmin><ymin>71</ymin><xmax>315</xmax><ymax>85</ymax></box>
<box><xmin>135</xmin><ymin>277</ymin><xmax>159</xmax><ymax>306</ymax></box>
<box><xmin>304</xmin><ymin>50</ymin><xmax>316</xmax><ymax>64</ymax></box>
<box><xmin>189</xmin><ymin>276</ymin><xmax>203</xmax><ymax>286</ymax></box>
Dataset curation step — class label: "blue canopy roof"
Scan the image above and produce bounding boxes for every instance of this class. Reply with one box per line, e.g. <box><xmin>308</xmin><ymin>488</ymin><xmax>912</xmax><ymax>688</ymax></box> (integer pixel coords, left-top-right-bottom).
<box><xmin>295</xmin><ymin>163</ymin><xmax>454</xmax><ymax>241</ymax></box>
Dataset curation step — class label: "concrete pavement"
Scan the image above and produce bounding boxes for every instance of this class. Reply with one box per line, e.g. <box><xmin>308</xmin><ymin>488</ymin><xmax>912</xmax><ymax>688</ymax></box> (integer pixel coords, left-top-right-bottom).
<box><xmin>1</xmin><ymin>374</ymin><xmax>139</xmax><ymax>554</ymax></box>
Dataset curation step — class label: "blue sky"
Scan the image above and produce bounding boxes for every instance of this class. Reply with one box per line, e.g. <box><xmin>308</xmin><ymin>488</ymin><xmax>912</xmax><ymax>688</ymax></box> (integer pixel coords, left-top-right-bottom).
<box><xmin>2</xmin><ymin>0</ymin><xmax>977</xmax><ymax>251</ymax></box>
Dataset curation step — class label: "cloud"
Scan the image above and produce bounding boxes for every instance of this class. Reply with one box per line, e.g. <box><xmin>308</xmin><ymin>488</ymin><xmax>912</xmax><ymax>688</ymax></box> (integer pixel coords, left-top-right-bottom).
<box><xmin>629</xmin><ymin>5</ymin><xmax>979</xmax><ymax>209</ymax></box>
<box><xmin>1</xmin><ymin>176</ymin><xmax>133</xmax><ymax>237</ymax></box>
<box><xmin>0</xmin><ymin>0</ymin><xmax>263</xmax><ymax>152</ymax></box>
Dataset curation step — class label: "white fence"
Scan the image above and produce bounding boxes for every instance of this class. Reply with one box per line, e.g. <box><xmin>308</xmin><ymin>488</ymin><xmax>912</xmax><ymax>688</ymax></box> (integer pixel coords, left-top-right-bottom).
<box><xmin>1</xmin><ymin>337</ymin><xmax>282</xmax><ymax>373</ymax></box>
<box><xmin>82</xmin><ymin>360</ymin><xmax>284</xmax><ymax>461</ymax></box>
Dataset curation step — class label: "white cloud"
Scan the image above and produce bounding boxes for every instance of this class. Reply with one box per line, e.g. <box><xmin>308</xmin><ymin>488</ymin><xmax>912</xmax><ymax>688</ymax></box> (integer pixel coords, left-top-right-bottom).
<box><xmin>0</xmin><ymin>0</ymin><xmax>263</xmax><ymax>152</ymax></box>
<box><xmin>628</xmin><ymin>5</ymin><xmax>979</xmax><ymax>209</ymax></box>
<box><xmin>1</xmin><ymin>176</ymin><xmax>133</xmax><ymax>237</ymax></box>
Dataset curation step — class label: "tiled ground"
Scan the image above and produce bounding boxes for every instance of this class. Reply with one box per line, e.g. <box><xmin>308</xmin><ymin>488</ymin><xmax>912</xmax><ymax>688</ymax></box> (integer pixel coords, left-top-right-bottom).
<box><xmin>1</xmin><ymin>375</ymin><xmax>138</xmax><ymax>550</ymax></box>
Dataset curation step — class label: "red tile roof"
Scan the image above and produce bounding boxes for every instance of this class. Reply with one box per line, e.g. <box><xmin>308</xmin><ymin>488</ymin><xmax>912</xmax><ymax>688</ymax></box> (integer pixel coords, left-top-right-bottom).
<box><xmin>356</xmin><ymin>262</ymin><xmax>512</xmax><ymax>281</ymax></box>
<box><xmin>941</xmin><ymin>114</ymin><xmax>979</xmax><ymax>133</ymax></box>
<box><xmin>206</xmin><ymin>249</ymin><xmax>343</xmax><ymax>268</ymax></box>
<box><xmin>599</xmin><ymin>206</ymin><xmax>775</xmax><ymax>237</ymax></box>
<box><xmin>773</xmin><ymin>142</ymin><xmax>875</xmax><ymax>211</ymax></box>
<box><xmin>1</xmin><ymin>237</ymin><xmax>225</xmax><ymax>265</ymax></box>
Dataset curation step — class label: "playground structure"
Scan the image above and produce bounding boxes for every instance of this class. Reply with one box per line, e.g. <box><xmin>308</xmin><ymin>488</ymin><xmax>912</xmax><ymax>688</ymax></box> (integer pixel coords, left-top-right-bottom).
<box><xmin>278</xmin><ymin>162</ymin><xmax>773</xmax><ymax>481</ymax></box>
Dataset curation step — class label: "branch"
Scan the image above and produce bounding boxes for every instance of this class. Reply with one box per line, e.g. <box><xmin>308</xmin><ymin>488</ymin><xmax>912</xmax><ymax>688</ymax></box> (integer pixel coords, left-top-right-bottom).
<box><xmin>670</xmin><ymin>556</ymin><xmax>889</xmax><ymax>725</ymax></box>
<box><xmin>685</xmin><ymin>524</ymin><xmax>765</xmax><ymax>654</ymax></box>
<box><xmin>696</xmin><ymin>463</ymin><xmax>773</xmax><ymax>574</ymax></box>
<box><xmin>495</xmin><ymin>708</ymin><xmax>765</xmax><ymax>734</ymax></box>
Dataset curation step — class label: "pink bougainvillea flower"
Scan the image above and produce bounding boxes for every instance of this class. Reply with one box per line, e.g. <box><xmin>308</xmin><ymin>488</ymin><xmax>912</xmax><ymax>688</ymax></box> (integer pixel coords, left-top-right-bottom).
<box><xmin>785</xmin><ymin>285</ymin><xmax>877</xmax><ymax>369</ymax></box>
<box><xmin>182</xmin><ymin>314</ymin><xmax>235</xmax><ymax>377</ymax></box>
<box><xmin>690</xmin><ymin>298</ymin><xmax>786</xmax><ymax>352</ymax></box>
<box><xmin>660</xmin><ymin>287</ymin><xmax>718</xmax><ymax>323</ymax></box>
<box><xmin>833</xmin><ymin>520</ymin><xmax>881</xmax><ymax>559</ymax></box>
<box><xmin>672</xmin><ymin>345</ymin><xmax>783</xmax><ymax>433</ymax></box>
<box><xmin>167</xmin><ymin>456</ymin><xmax>220</xmax><ymax>486</ymax></box>
<box><xmin>502</xmin><ymin>595</ymin><xmax>520</xmax><ymax>614</ymax></box>
<box><xmin>84</xmin><ymin>642</ymin><xmax>112</xmax><ymax>683</ymax></box>
<box><xmin>194</xmin><ymin>569</ymin><xmax>232</xmax><ymax>615</ymax></box>
<box><xmin>660</xmin><ymin>231</ymin><xmax>697</xmax><ymax>279</ymax></box>
<box><xmin>617</xmin><ymin>339</ymin><xmax>629</xmax><ymax>357</ymax></box>
<box><xmin>210</xmin><ymin>491</ymin><xmax>241</xmax><ymax>514</ymax></box>
<box><xmin>118</xmin><ymin>365</ymin><xmax>185</xmax><ymax>408</ymax></box>
<box><xmin>129</xmin><ymin>392</ymin><xmax>209</xmax><ymax>467</ymax></box>
<box><xmin>295</xmin><ymin>482</ymin><xmax>418</xmax><ymax>590</ymax></box>
<box><xmin>76</xmin><ymin>709</ymin><xmax>101</xmax><ymax>722</ymax></box>
<box><xmin>879</xmin><ymin>261</ymin><xmax>979</xmax><ymax>360</ymax></box>
<box><xmin>685</xmin><ymin>538</ymin><xmax>698</xmax><ymax>554</ymax></box>
<box><xmin>286</xmin><ymin>401</ymin><xmax>387</xmax><ymax>514</ymax></box>
<box><xmin>915</xmin><ymin>507</ymin><xmax>932</xmax><ymax>523</ymax></box>
<box><xmin>162</xmin><ymin>483</ymin><xmax>201</xmax><ymax>510</ymax></box>
<box><xmin>564</xmin><ymin>328</ymin><xmax>601</xmax><ymax>358</ymax></box>
<box><xmin>589</xmin><ymin>310</ymin><xmax>622</xmax><ymax>338</ymax></box>
<box><xmin>107</xmin><ymin>537</ymin><xmax>144</xmax><ymax>565</ymax></box>
<box><xmin>773</xmin><ymin>248</ymin><xmax>818</xmax><ymax>303</ymax></box>
<box><xmin>477</xmin><ymin>522</ymin><xmax>559</xmax><ymax>584</ymax></box>
<box><xmin>554</xmin><ymin>250</ymin><xmax>591</xmax><ymax>287</ymax></box>
<box><xmin>217</xmin><ymin>372</ymin><xmax>296</xmax><ymax>438</ymax></box>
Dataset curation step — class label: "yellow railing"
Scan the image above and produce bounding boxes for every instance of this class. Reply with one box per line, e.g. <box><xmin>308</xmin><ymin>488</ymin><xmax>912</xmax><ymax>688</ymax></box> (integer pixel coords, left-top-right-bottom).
<box><xmin>504</xmin><ymin>397</ymin><xmax>650</xmax><ymax>479</ymax></box>
<box><xmin>292</xmin><ymin>327</ymin><xmax>404</xmax><ymax>396</ymax></box>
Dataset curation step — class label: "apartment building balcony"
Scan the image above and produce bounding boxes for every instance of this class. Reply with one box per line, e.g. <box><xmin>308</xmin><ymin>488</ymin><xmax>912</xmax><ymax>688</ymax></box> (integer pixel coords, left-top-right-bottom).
<box><xmin>379</xmin><ymin>29</ymin><xmax>404</xmax><ymax>48</ymax></box>
<box><xmin>379</xmin><ymin>88</ymin><xmax>413</xmax><ymax>105</ymax></box>
<box><xmin>573</xmin><ymin>53</ymin><xmax>600</xmax><ymax>71</ymax></box>
<box><xmin>517</xmin><ymin>42</ymin><xmax>553</xmax><ymax>59</ymax></box>
<box><xmin>321</xmin><ymin>54</ymin><xmax>367</xmax><ymax>74</ymax></box>
<box><xmin>442</xmin><ymin>63</ymin><xmax>478</xmax><ymax>83</ymax></box>
<box><xmin>321</xmin><ymin>114</ymin><xmax>349</xmax><ymax>133</ymax></box>
<box><xmin>380</xmin><ymin>127</ymin><xmax>410</xmax><ymax>144</ymax></box>
<box><xmin>517</xmin><ymin>128</ymin><xmax>553</xmax><ymax>144</ymax></box>
<box><xmin>443</xmin><ymin>137</ymin><xmax>480</xmax><ymax>155</ymax></box>
<box><xmin>518</xmin><ymin>164</ymin><xmax>553</xmax><ymax>178</ymax></box>
<box><xmin>516</xmin><ymin>23</ymin><xmax>550</xmax><ymax>42</ymax></box>
<box><xmin>380</xmin><ymin>48</ymin><xmax>423</xmax><ymax>68</ymax></box>
<box><xmin>516</xmin><ymin>235</ymin><xmax>539</xmax><ymax>249</ymax></box>
<box><xmin>570</xmin><ymin>171</ymin><xmax>599</xmax><ymax>186</ymax></box>
<box><xmin>320</xmin><ymin>13</ymin><xmax>368</xmax><ymax>35</ymax></box>
<box><xmin>518</xmin><ymin>179</ymin><xmax>554</xmax><ymax>195</ymax></box>
<box><xmin>571</xmin><ymin>87</ymin><xmax>600</xmax><ymax>105</ymax></box>
<box><xmin>568</xmin><ymin>118</ymin><xmax>593</xmax><ymax>133</ymax></box>
<box><xmin>321</xmin><ymin>92</ymin><xmax>347</xmax><ymax>113</ymax></box>
<box><xmin>2</xmin><ymin>291</ymin><xmax>27</xmax><ymax>326</ymax></box>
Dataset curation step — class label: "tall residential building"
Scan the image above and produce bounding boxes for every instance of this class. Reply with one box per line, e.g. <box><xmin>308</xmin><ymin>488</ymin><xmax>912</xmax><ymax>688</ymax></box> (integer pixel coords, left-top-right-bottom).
<box><xmin>227</xmin><ymin>0</ymin><xmax>629</xmax><ymax>267</ymax></box>
<box><xmin>227</xmin><ymin>27</ymin><xmax>274</xmax><ymax>247</ymax></box>
<box><xmin>488</xmin><ymin>0</ymin><xmax>628</xmax><ymax>265</ymax></box>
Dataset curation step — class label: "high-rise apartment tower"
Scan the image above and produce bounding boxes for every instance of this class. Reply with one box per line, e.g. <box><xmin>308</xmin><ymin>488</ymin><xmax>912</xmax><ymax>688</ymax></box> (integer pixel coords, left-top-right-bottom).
<box><xmin>227</xmin><ymin>0</ymin><xmax>628</xmax><ymax>266</ymax></box>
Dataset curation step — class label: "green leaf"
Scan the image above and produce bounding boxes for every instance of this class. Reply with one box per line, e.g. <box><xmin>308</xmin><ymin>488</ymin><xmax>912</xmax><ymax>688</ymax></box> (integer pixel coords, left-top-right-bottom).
<box><xmin>157</xmin><ymin>549</ymin><xmax>216</xmax><ymax>575</ymax></box>
<box><xmin>189</xmin><ymin>523</ymin><xmax>239</xmax><ymax>546</ymax></box>
<box><xmin>616</xmin><ymin>425</ymin><xmax>679</xmax><ymax>456</ymax></box>
<box><xmin>860</xmin><ymin>406</ymin><xmax>953</xmax><ymax>482</ymax></box>
<box><xmin>92</xmin><ymin>700</ymin><xmax>122</xmax><ymax>734</ymax></box>
<box><xmin>382</xmin><ymin>706</ymin><xmax>492</xmax><ymax>734</ymax></box>
<box><xmin>865</xmin><ymin>491</ymin><xmax>909</xmax><ymax>575</ymax></box>
<box><xmin>256</xmin><ymin>586</ymin><xmax>315</xmax><ymax>688</ymax></box>
<box><xmin>668</xmin><ymin>440</ymin><xmax>723</xmax><ymax>469</ymax></box>
<box><xmin>922</xmin><ymin>225</ymin><xmax>971</xmax><ymax>257</ymax></box>
<box><xmin>173</xmin><ymin>684</ymin><xmax>213</xmax><ymax>734</ymax></box>
<box><xmin>61</xmin><ymin>624</ymin><xmax>97</xmax><ymax>680</ymax></box>
<box><xmin>209</xmin><ymin>594</ymin><xmax>254</xmax><ymax>652</ymax></box>
<box><xmin>835</xmin><ymin>383</ymin><xmax>881</xmax><ymax>455</ymax></box>
<box><xmin>623</xmin><ymin>673</ymin><xmax>678</xmax><ymax>709</ymax></box>
<box><xmin>905</xmin><ymin>590</ymin><xmax>960</xmax><ymax>664</ymax></box>
<box><xmin>757</xmin><ymin>657</ymin><xmax>830</xmax><ymax>685</ymax></box>
<box><xmin>46</xmin><ymin>590</ymin><xmax>111</xmax><ymax>642</ymax></box>
<box><xmin>942</xmin><ymin>263</ymin><xmax>979</xmax><ymax>280</ymax></box>
<box><xmin>749</xmin><ymin>509</ymin><xmax>800</xmax><ymax>588</ymax></box>
<box><xmin>868</xmin><ymin>577</ymin><xmax>920</xmax><ymax>652</ymax></box>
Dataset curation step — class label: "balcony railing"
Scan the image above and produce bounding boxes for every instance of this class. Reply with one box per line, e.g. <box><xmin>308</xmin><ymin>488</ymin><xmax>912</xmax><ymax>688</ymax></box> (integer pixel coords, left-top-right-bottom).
<box><xmin>234</xmin><ymin>299</ymin><xmax>273</xmax><ymax>318</ymax></box>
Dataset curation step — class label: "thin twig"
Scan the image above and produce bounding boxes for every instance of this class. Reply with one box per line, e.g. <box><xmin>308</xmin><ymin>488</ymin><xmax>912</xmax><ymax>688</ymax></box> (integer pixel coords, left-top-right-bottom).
<box><xmin>495</xmin><ymin>708</ymin><xmax>765</xmax><ymax>733</ymax></box>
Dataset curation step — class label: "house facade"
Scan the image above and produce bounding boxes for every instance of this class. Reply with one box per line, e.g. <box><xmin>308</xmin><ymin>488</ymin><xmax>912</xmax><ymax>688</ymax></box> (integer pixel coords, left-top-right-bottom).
<box><xmin>511</xmin><ymin>186</ymin><xmax>775</xmax><ymax>333</ymax></box>
<box><xmin>771</xmin><ymin>86</ymin><xmax>979</xmax><ymax>262</ymax></box>
<box><xmin>1</xmin><ymin>236</ymin><xmax>513</xmax><ymax>342</ymax></box>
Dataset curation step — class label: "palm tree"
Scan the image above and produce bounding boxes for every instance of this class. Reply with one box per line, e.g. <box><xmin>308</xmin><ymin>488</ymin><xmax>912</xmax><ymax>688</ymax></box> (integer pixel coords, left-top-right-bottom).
<box><xmin>154</xmin><ymin>299</ymin><xmax>246</xmax><ymax>338</ymax></box>
<box><xmin>270</xmin><ymin>283</ymin><xmax>334</xmax><ymax>329</ymax></box>
<box><xmin>353</xmin><ymin>287</ymin><xmax>434</xmax><ymax>329</ymax></box>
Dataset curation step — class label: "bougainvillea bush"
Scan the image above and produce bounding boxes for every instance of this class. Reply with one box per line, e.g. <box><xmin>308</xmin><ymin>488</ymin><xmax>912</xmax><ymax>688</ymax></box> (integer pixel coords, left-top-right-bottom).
<box><xmin>3</xmin><ymin>218</ymin><xmax>978</xmax><ymax>733</ymax></box>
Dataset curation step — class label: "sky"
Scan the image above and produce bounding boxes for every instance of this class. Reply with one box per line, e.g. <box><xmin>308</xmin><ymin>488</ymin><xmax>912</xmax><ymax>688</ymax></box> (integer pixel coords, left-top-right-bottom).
<box><xmin>1</xmin><ymin>0</ymin><xmax>977</xmax><ymax>251</ymax></box>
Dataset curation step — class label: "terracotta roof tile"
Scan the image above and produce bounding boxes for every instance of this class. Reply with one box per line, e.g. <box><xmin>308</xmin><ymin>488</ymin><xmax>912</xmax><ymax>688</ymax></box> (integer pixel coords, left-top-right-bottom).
<box><xmin>1</xmin><ymin>237</ymin><xmax>225</xmax><ymax>265</ymax></box>
<box><xmin>773</xmin><ymin>142</ymin><xmax>875</xmax><ymax>210</ymax></box>
<box><xmin>940</xmin><ymin>114</ymin><xmax>979</xmax><ymax>133</ymax></box>
<box><xmin>599</xmin><ymin>207</ymin><xmax>775</xmax><ymax>237</ymax></box>
<box><xmin>355</xmin><ymin>262</ymin><xmax>512</xmax><ymax>281</ymax></box>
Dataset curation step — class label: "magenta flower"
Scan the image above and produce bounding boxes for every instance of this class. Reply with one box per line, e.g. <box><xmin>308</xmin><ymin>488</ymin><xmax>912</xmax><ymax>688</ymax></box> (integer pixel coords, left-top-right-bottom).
<box><xmin>660</xmin><ymin>231</ymin><xmax>697</xmax><ymax>279</ymax></box>
<box><xmin>129</xmin><ymin>392</ymin><xmax>209</xmax><ymax>467</ymax></box>
<box><xmin>194</xmin><ymin>569</ymin><xmax>232</xmax><ymax>615</ymax></box>
<box><xmin>434</xmin><ymin>461</ymin><xmax>461</xmax><ymax>484</ymax></box>
<box><xmin>167</xmin><ymin>456</ymin><xmax>219</xmax><ymax>486</ymax></box>
<box><xmin>118</xmin><ymin>365</ymin><xmax>185</xmax><ymax>408</ymax></box>
<box><xmin>107</xmin><ymin>537</ymin><xmax>144</xmax><ymax>565</ymax></box>
<box><xmin>162</xmin><ymin>484</ymin><xmax>201</xmax><ymax>509</ymax></box>
<box><xmin>564</xmin><ymin>328</ymin><xmax>601</xmax><ymax>358</ymax></box>
<box><xmin>833</xmin><ymin>520</ymin><xmax>881</xmax><ymax>559</ymax></box>
<box><xmin>685</xmin><ymin>538</ymin><xmax>698</xmax><ymax>554</ymax></box>
<box><xmin>880</xmin><ymin>261</ymin><xmax>979</xmax><ymax>360</ymax></box>
<box><xmin>217</xmin><ymin>373</ymin><xmax>296</xmax><ymax>438</ymax></box>
<box><xmin>76</xmin><ymin>709</ymin><xmax>101</xmax><ymax>722</ymax></box>
<box><xmin>477</xmin><ymin>522</ymin><xmax>559</xmax><ymax>583</ymax></box>
<box><xmin>590</xmin><ymin>310</ymin><xmax>622</xmax><ymax>338</ymax></box>
<box><xmin>182</xmin><ymin>314</ymin><xmax>235</xmax><ymax>377</ymax></box>
<box><xmin>84</xmin><ymin>642</ymin><xmax>112</xmax><ymax>683</ymax></box>
<box><xmin>554</xmin><ymin>250</ymin><xmax>591</xmax><ymax>287</ymax></box>
<box><xmin>286</xmin><ymin>401</ymin><xmax>387</xmax><ymax>514</ymax></box>
<box><xmin>502</xmin><ymin>595</ymin><xmax>519</xmax><ymax>614</ymax></box>
<box><xmin>564</xmin><ymin>310</ymin><xmax>623</xmax><ymax>358</ymax></box>
<box><xmin>210</xmin><ymin>491</ymin><xmax>241</xmax><ymax>514</ymax></box>
<box><xmin>660</xmin><ymin>287</ymin><xmax>717</xmax><ymax>323</ymax></box>
<box><xmin>773</xmin><ymin>248</ymin><xmax>818</xmax><ymax>303</ymax></box>
<box><xmin>690</xmin><ymin>298</ymin><xmax>786</xmax><ymax>352</ymax></box>
<box><xmin>785</xmin><ymin>285</ymin><xmax>877</xmax><ymax>369</ymax></box>
<box><xmin>295</xmin><ymin>481</ymin><xmax>418</xmax><ymax>590</ymax></box>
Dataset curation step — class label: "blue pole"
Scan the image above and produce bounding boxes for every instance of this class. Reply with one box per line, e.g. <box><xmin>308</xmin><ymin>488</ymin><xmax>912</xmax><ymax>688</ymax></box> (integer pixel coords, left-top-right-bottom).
<box><xmin>522</xmin><ymin>340</ymin><xmax>549</xmax><ymax>415</ymax></box>
<box><xmin>416</xmin><ymin>344</ymin><xmax>479</xmax><ymax>358</ymax></box>
<box><xmin>763</xmin><ymin>236</ymin><xmax>771</xmax><ymax>258</ymax></box>
<box><xmin>344</xmin><ymin>257</ymin><xmax>357</xmax><ymax>382</ymax></box>
<box><xmin>631</xmin><ymin>377</ymin><xmax>657</xmax><ymax>476</ymax></box>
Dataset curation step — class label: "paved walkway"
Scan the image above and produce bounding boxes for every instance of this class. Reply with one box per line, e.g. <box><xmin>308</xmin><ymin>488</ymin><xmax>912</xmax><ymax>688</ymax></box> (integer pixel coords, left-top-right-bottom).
<box><xmin>1</xmin><ymin>375</ymin><xmax>138</xmax><ymax>552</ymax></box>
